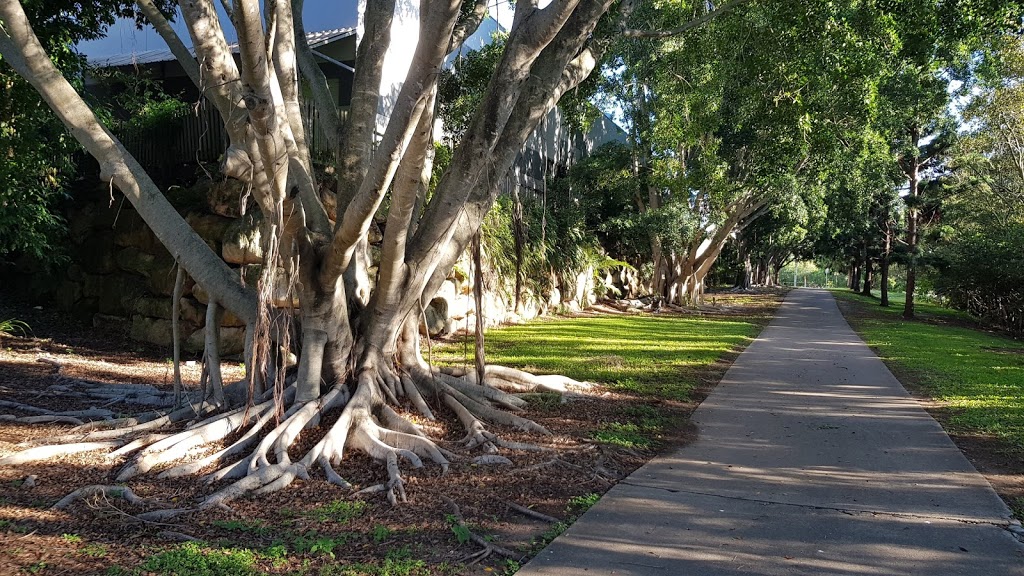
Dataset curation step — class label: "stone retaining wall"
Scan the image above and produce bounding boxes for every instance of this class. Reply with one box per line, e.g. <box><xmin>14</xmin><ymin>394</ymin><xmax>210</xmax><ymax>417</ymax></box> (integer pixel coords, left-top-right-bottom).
<box><xmin>25</xmin><ymin>177</ymin><xmax>597</xmax><ymax>355</ymax></box>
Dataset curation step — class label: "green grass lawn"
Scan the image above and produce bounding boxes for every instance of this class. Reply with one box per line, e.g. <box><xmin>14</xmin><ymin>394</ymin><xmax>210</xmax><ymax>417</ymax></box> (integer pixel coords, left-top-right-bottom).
<box><xmin>432</xmin><ymin>313</ymin><xmax>767</xmax><ymax>402</ymax></box>
<box><xmin>831</xmin><ymin>289</ymin><xmax>1024</xmax><ymax>455</ymax></box>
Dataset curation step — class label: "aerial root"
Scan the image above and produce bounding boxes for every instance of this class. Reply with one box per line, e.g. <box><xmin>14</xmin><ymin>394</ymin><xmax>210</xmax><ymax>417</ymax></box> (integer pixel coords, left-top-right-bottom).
<box><xmin>441</xmin><ymin>392</ymin><xmax>496</xmax><ymax>452</ymax></box>
<box><xmin>400</xmin><ymin>372</ymin><xmax>434</xmax><ymax>420</ymax></box>
<box><xmin>50</xmin><ymin>402</ymin><xmax>209</xmax><ymax>443</ymax></box>
<box><xmin>431</xmin><ymin>370</ymin><xmax>527</xmax><ymax>412</ymax></box>
<box><xmin>350</xmin><ymin>450</ymin><xmax>407</xmax><ymax>506</ymax></box>
<box><xmin>444</xmin><ymin>381</ymin><xmax>550</xmax><ymax>436</ymax></box>
<box><xmin>107</xmin><ymin>434</ymin><xmax>172</xmax><ymax>460</ymax></box>
<box><xmin>204</xmin><ymin>401</ymin><xmax>306</xmax><ymax>484</ymax></box>
<box><xmin>267</xmin><ymin>385</ymin><xmax>341</xmax><ymax>468</ymax></box>
<box><xmin>319</xmin><ymin>455</ymin><xmax>352</xmax><ymax>489</ymax></box>
<box><xmin>441</xmin><ymin>495</ymin><xmax>518</xmax><ymax>563</ymax></box>
<box><xmin>43</xmin><ymin>379</ymin><xmax>196</xmax><ymax>408</ymax></box>
<box><xmin>51</xmin><ymin>484</ymin><xmax>144</xmax><ymax>510</ymax></box>
<box><xmin>379</xmin><ymin>404</ymin><xmax>426</xmax><ymax>437</ymax></box>
<box><xmin>402</xmin><ymin>367</ymin><xmax>552</xmax><ymax>455</ymax></box>
<box><xmin>160</xmin><ymin>393</ymin><xmax>294</xmax><ymax>479</ymax></box>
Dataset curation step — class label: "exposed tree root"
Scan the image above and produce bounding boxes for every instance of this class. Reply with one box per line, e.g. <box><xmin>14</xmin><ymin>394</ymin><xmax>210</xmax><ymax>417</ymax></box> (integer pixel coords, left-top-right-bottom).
<box><xmin>51</xmin><ymin>485</ymin><xmax>144</xmax><ymax>510</ymax></box>
<box><xmin>135</xmin><ymin>508</ymin><xmax>196</xmax><ymax>523</ymax></box>
<box><xmin>0</xmin><ymin>414</ymin><xmax>84</xmax><ymax>425</ymax></box>
<box><xmin>471</xmin><ymin>455</ymin><xmax>512</xmax><ymax>466</ymax></box>
<box><xmin>43</xmin><ymin>379</ymin><xmax>194</xmax><ymax>408</ymax></box>
<box><xmin>442</xmin><ymin>495</ymin><xmax>518</xmax><ymax>563</ymax></box>
<box><xmin>3</xmin><ymin>344</ymin><xmax>580</xmax><ymax>510</ymax></box>
<box><xmin>0</xmin><ymin>441</ymin><xmax>124</xmax><ymax>466</ymax></box>
<box><xmin>442</xmin><ymin>365</ymin><xmax>592</xmax><ymax>394</ymax></box>
<box><xmin>0</xmin><ymin>400</ymin><xmax>115</xmax><ymax>420</ymax></box>
<box><xmin>504</xmin><ymin>500</ymin><xmax>561</xmax><ymax>523</ymax></box>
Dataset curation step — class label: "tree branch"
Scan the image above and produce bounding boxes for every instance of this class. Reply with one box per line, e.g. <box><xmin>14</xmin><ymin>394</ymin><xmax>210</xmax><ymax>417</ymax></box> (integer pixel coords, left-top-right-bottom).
<box><xmin>448</xmin><ymin>0</ymin><xmax>489</xmax><ymax>57</ymax></box>
<box><xmin>135</xmin><ymin>0</ymin><xmax>201</xmax><ymax>88</ymax></box>
<box><xmin>291</xmin><ymin>0</ymin><xmax>341</xmax><ymax>153</ymax></box>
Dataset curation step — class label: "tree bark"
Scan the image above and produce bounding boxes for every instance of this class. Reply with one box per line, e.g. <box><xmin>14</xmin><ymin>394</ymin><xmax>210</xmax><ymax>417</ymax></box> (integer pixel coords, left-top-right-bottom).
<box><xmin>860</xmin><ymin>239</ymin><xmax>873</xmax><ymax>296</ymax></box>
<box><xmin>903</xmin><ymin>130</ymin><xmax>921</xmax><ymax>320</ymax></box>
<box><xmin>880</xmin><ymin>223</ymin><xmax>891</xmax><ymax>307</ymax></box>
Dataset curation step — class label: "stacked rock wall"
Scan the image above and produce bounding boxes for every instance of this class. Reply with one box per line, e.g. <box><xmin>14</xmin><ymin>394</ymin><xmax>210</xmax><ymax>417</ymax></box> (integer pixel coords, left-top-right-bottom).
<box><xmin>52</xmin><ymin>179</ymin><xmax>249</xmax><ymax>354</ymax></box>
<box><xmin>32</xmin><ymin>177</ymin><xmax>598</xmax><ymax>353</ymax></box>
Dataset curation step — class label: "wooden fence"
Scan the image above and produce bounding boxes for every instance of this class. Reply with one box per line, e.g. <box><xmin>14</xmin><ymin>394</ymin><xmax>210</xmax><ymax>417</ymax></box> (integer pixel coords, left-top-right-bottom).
<box><xmin>117</xmin><ymin>101</ymin><xmax>346</xmax><ymax>170</ymax></box>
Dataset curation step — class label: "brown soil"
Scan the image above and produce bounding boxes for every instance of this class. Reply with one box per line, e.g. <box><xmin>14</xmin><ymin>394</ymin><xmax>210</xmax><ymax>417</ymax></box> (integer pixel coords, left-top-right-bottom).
<box><xmin>834</xmin><ymin>296</ymin><xmax>1024</xmax><ymax>521</ymax></box>
<box><xmin>0</xmin><ymin>291</ymin><xmax>783</xmax><ymax>575</ymax></box>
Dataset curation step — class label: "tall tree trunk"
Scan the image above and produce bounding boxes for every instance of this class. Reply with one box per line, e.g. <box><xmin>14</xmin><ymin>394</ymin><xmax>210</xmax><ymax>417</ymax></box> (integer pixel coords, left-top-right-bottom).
<box><xmin>880</xmin><ymin>223</ymin><xmax>891</xmax><ymax>307</ymax></box>
<box><xmin>512</xmin><ymin>188</ymin><xmax>525</xmax><ymax>313</ymax></box>
<box><xmin>860</xmin><ymin>239</ymin><xmax>873</xmax><ymax>296</ymax></box>
<box><xmin>736</xmin><ymin>237</ymin><xmax>750</xmax><ymax>288</ymax></box>
<box><xmin>472</xmin><ymin>231</ymin><xmax>486</xmax><ymax>387</ymax></box>
<box><xmin>903</xmin><ymin>138</ymin><xmax>921</xmax><ymax>319</ymax></box>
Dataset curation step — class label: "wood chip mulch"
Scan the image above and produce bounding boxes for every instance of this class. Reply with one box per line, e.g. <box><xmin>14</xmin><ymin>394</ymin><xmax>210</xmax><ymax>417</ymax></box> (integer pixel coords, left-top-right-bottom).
<box><xmin>0</xmin><ymin>291</ymin><xmax>783</xmax><ymax>575</ymax></box>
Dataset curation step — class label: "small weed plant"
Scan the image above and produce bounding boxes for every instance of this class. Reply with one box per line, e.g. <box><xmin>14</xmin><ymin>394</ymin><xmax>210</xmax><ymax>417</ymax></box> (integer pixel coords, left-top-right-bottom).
<box><xmin>141</xmin><ymin>542</ymin><xmax>257</xmax><ymax>576</ymax></box>
<box><xmin>567</xmin><ymin>493</ymin><xmax>600</xmax><ymax>513</ymax></box>
<box><xmin>81</xmin><ymin>543</ymin><xmax>108</xmax><ymax>558</ymax></box>
<box><xmin>446</xmin><ymin>515</ymin><xmax>471</xmax><ymax>545</ymax></box>
<box><xmin>210</xmin><ymin>519</ymin><xmax>270</xmax><ymax>536</ymax></box>
<box><xmin>371</xmin><ymin>524</ymin><xmax>392</xmax><ymax>543</ymax></box>
<box><xmin>0</xmin><ymin>318</ymin><xmax>30</xmax><ymax>337</ymax></box>
<box><xmin>307</xmin><ymin>499</ymin><xmax>367</xmax><ymax>523</ymax></box>
<box><xmin>327</xmin><ymin>547</ymin><xmax>428</xmax><ymax>576</ymax></box>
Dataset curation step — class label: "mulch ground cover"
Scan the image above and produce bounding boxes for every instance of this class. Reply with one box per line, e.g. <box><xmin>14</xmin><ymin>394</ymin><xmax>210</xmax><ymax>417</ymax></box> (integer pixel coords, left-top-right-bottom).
<box><xmin>0</xmin><ymin>291</ymin><xmax>783</xmax><ymax>575</ymax></box>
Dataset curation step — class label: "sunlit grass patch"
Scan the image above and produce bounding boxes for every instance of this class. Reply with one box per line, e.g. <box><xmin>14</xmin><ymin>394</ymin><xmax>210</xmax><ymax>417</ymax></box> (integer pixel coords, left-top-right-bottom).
<box><xmin>833</xmin><ymin>290</ymin><xmax>1024</xmax><ymax>454</ymax></box>
<box><xmin>433</xmin><ymin>315</ymin><xmax>762</xmax><ymax>401</ymax></box>
<box><xmin>140</xmin><ymin>542</ymin><xmax>257</xmax><ymax>576</ymax></box>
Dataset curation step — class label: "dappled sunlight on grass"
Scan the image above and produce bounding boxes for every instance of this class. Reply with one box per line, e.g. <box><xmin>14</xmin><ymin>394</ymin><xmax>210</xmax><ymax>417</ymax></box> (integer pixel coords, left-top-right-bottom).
<box><xmin>434</xmin><ymin>316</ymin><xmax>761</xmax><ymax>401</ymax></box>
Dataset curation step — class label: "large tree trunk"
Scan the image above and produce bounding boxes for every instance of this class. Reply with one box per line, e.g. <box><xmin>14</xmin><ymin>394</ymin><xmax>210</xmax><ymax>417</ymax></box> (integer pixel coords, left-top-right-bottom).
<box><xmin>735</xmin><ymin>234</ymin><xmax>750</xmax><ymax>288</ymax></box>
<box><xmin>0</xmin><ymin>0</ymin><xmax>669</xmax><ymax>508</ymax></box>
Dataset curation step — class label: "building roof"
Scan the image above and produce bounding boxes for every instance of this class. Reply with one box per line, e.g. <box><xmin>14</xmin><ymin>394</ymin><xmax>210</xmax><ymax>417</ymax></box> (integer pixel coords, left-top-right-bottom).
<box><xmin>88</xmin><ymin>27</ymin><xmax>356</xmax><ymax>68</ymax></box>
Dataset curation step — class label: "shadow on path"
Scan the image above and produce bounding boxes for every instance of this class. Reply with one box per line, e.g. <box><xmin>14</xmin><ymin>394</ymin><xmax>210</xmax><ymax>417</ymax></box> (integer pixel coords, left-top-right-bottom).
<box><xmin>518</xmin><ymin>289</ymin><xmax>1024</xmax><ymax>575</ymax></box>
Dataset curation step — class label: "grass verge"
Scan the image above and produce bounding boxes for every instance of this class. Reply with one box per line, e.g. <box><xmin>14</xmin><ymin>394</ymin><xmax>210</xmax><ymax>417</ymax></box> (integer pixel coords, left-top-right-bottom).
<box><xmin>433</xmin><ymin>313</ymin><xmax>766</xmax><ymax>402</ymax></box>
<box><xmin>831</xmin><ymin>289</ymin><xmax>1024</xmax><ymax>517</ymax></box>
<box><xmin>431</xmin><ymin>296</ymin><xmax>781</xmax><ymax>455</ymax></box>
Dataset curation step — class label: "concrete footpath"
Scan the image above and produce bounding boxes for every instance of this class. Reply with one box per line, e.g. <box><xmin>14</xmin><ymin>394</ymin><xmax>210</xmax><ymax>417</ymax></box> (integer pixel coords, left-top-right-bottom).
<box><xmin>519</xmin><ymin>289</ymin><xmax>1024</xmax><ymax>575</ymax></box>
